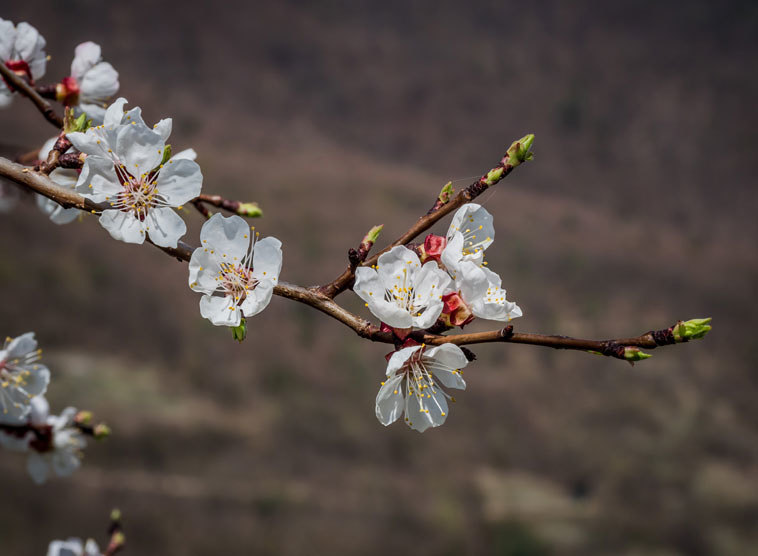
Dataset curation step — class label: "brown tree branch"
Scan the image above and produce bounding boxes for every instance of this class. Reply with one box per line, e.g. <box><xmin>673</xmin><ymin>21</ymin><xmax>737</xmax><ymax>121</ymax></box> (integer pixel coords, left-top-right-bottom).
<box><xmin>0</xmin><ymin>156</ymin><xmax>705</xmax><ymax>362</ymax></box>
<box><xmin>318</xmin><ymin>137</ymin><xmax>532</xmax><ymax>298</ymax></box>
<box><xmin>0</xmin><ymin>63</ymin><xmax>63</xmax><ymax>128</ymax></box>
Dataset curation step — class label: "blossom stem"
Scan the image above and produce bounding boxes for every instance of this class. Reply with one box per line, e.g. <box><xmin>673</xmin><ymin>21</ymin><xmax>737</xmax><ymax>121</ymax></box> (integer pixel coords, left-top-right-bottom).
<box><xmin>0</xmin><ymin>62</ymin><xmax>63</xmax><ymax>128</ymax></box>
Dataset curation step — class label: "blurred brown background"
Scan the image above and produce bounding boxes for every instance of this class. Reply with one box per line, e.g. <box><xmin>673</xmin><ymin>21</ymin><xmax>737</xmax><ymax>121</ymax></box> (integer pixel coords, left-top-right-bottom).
<box><xmin>1</xmin><ymin>1</ymin><xmax>757</xmax><ymax>554</ymax></box>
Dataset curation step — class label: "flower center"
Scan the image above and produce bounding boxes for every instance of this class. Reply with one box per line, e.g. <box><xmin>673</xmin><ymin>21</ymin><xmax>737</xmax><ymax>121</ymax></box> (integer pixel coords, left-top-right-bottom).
<box><xmin>218</xmin><ymin>262</ymin><xmax>258</xmax><ymax>305</ymax></box>
<box><xmin>109</xmin><ymin>164</ymin><xmax>168</xmax><ymax>221</ymax></box>
<box><xmin>384</xmin><ymin>267</ymin><xmax>430</xmax><ymax>317</ymax></box>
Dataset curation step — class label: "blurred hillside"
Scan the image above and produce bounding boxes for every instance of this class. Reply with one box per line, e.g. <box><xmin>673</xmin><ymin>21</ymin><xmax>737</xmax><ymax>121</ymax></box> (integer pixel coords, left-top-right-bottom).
<box><xmin>1</xmin><ymin>1</ymin><xmax>757</xmax><ymax>554</ymax></box>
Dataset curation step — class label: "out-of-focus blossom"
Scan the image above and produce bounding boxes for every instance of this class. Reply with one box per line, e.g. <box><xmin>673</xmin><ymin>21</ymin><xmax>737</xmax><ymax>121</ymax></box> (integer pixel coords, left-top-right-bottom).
<box><xmin>0</xmin><ymin>18</ymin><xmax>46</xmax><ymax>107</ymax></box>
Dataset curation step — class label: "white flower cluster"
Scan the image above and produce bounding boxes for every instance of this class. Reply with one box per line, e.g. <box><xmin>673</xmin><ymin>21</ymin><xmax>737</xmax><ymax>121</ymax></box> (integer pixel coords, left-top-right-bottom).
<box><xmin>354</xmin><ymin>204</ymin><xmax>522</xmax><ymax>432</ymax></box>
<box><xmin>68</xmin><ymin>97</ymin><xmax>203</xmax><ymax>247</ymax></box>
<box><xmin>0</xmin><ymin>333</ymin><xmax>88</xmax><ymax>484</ymax></box>
<box><xmin>47</xmin><ymin>538</ymin><xmax>101</xmax><ymax>556</ymax></box>
<box><xmin>0</xmin><ymin>18</ymin><xmax>47</xmax><ymax>107</ymax></box>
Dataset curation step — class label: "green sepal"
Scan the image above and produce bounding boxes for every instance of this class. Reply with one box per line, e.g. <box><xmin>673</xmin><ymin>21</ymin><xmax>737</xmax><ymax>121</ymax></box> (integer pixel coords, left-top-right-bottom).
<box><xmin>232</xmin><ymin>318</ymin><xmax>247</xmax><ymax>342</ymax></box>
<box><xmin>238</xmin><ymin>202</ymin><xmax>263</xmax><ymax>218</ymax></box>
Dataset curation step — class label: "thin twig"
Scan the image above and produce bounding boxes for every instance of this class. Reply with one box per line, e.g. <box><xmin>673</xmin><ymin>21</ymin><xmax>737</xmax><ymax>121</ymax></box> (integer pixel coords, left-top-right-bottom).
<box><xmin>0</xmin><ymin>63</ymin><xmax>63</xmax><ymax>128</ymax></box>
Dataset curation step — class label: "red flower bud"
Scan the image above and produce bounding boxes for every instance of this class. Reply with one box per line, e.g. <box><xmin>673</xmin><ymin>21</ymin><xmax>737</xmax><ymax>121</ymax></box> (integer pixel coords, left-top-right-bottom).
<box><xmin>420</xmin><ymin>234</ymin><xmax>447</xmax><ymax>263</ymax></box>
<box><xmin>441</xmin><ymin>292</ymin><xmax>474</xmax><ymax>328</ymax></box>
<box><xmin>56</xmin><ymin>76</ymin><xmax>80</xmax><ymax>105</ymax></box>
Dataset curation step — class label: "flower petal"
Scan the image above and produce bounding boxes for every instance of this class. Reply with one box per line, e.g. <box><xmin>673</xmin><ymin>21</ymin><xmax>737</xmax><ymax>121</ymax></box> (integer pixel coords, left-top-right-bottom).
<box><xmin>375</xmin><ymin>374</ymin><xmax>404</xmax><ymax>426</ymax></box>
<box><xmin>5</xmin><ymin>332</ymin><xmax>37</xmax><ymax>358</ymax></box>
<box><xmin>199</xmin><ymin>294</ymin><xmax>242</xmax><ymax>327</ymax></box>
<box><xmin>14</xmin><ymin>22</ymin><xmax>46</xmax><ymax>80</ymax></box>
<box><xmin>80</xmin><ymin>62</ymin><xmax>119</xmax><ymax>102</ymax></box>
<box><xmin>188</xmin><ymin>247</ymin><xmax>222</xmax><ymax>294</ymax></box>
<box><xmin>27</xmin><ymin>452</ymin><xmax>49</xmax><ymax>484</ymax></box>
<box><xmin>198</xmin><ymin>213</ymin><xmax>250</xmax><ymax>261</ymax></box>
<box><xmin>114</xmin><ymin>122</ymin><xmax>164</xmax><ymax>178</ymax></box>
<box><xmin>156</xmin><ymin>158</ymin><xmax>202</xmax><ymax>205</ymax></box>
<box><xmin>75</xmin><ymin>156</ymin><xmax>122</xmax><ymax>202</ymax></box>
<box><xmin>98</xmin><ymin>209</ymin><xmax>146</xmax><ymax>244</ymax></box>
<box><xmin>386</xmin><ymin>345</ymin><xmax>422</xmax><ymax>376</ymax></box>
<box><xmin>239</xmin><ymin>280</ymin><xmax>274</xmax><ymax>317</ymax></box>
<box><xmin>145</xmin><ymin>207</ymin><xmax>186</xmax><ymax>248</ymax></box>
<box><xmin>404</xmin><ymin>387</ymin><xmax>434</xmax><ymax>433</ymax></box>
<box><xmin>251</xmin><ymin>236</ymin><xmax>282</xmax><ymax>282</ymax></box>
<box><xmin>0</xmin><ymin>19</ymin><xmax>16</xmax><ymax>61</ymax></box>
<box><xmin>70</xmin><ymin>41</ymin><xmax>101</xmax><ymax>81</ymax></box>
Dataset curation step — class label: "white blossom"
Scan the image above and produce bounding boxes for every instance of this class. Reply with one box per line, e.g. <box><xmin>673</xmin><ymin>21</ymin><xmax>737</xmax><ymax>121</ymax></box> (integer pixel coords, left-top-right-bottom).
<box><xmin>68</xmin><ymin>98</ymin><xmax>202</xmax><ymax>248</ymax></box>
<box><xmin>375</xmin><ymin>343</ymin><xmax>468</xmax><ymax>432</ymax></box>
<box><xmin>0</xmin><ymin>18</ymin><xmax>46</xmax><ymax>107</ymax></box>
<box><xmin>46</xmin><ymin>538</ymin><xmax>100</xmax><ymax>556</ymax></box>
<box><xmin>36</xmin><ymin>137</ymin><xmax>80</xmax><ymax>225</ymax></box>
<box><xmin>189</xmin><ymin>213</ymin><xmax>282</xmax><ymax>327</ymax></box>
<box><xmin>26</xmin><ymin>402</ymin><xmax>86</xmax><ymax>485</ymax></box>
<box><xmin>66</xmin><ymin>41</ymin><xmax>120</xmax><ymax>124</ymax></box>
<box><xmin>440</xmin><ymin>203</ymin><xmax>495</xmax><ymax>278</ymax></box>
<box><xmin>354</xmin><ymin>246</ymin><xmax>451</xmax><ymax>329</ymax></box>
<box><xmin>440</xmin><ymin>203</ymin><xmax>522</xmax><ymax>323</ymax></box>
<box><xmin>0</xmin><ymin>333</ymin><xmax>50</xmax><ymax>420</ymax></box>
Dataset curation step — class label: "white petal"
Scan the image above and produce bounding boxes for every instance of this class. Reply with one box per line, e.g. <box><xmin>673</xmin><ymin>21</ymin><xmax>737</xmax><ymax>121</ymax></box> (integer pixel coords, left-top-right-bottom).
<box><xmin>156</xmin><ymin>158</ymin><xmax>202</xmax><ymax>205</ymax></box>
<box><xmin>18</xmin><ymin>364</ymin><xmax>50</xmax><ymax>398</ymax></box>
<box><xmin>51</xmin><ymin>446</ymin><xmax>81</xmax><ymax>477</ymax></box>
<box><xmin>115</xmin><ymin>123</ymin><xmax>164</xmax><ymax>177</ymax></box>
<box><xmin>172</xmin><ymin>148</ymin><xmax>197</xmax><ymax>161</ymax></box>
<box><xmin>376</xmin><ymin>245</ymin><xmax>421</xmax><ymax>292</ymax></box>
<box><xmin>456</xmin><ymin>260</ymin><xmax>488</xmax><ymax>302</ymax></box>
<box><xmin>103</xmin><ymin>97</ymin><xmax>128</xmax><ymax>129</ymax></box>
<box><xmin>153</xmin><ymin>118</ymin><xmax>172</xmax><ymax>142</ymax></box>
<box><xmin>199</xmin><ymin>294</ymin><xmax>241</xmax><ymax>327</ymax></box>
<box><xmin>76</xmin><ymin>103</ymin><xmax>107</xmax><ymax>125</ymax></box>
<box><xmin>404</xmin><ymin>387</ymin><xmax>434</xmax><ymax>433</ymax></box>
<box><xmin>80</xmin><ymin>62</ymin><xmax>119</xmax><ymax>102</ymax></box>
<box><xmin>0</xmin><ymin>19</ymin><xmax>16</xmax><ymax>61</ymax></box>
<box><xmin>5</xmin><ymin>332</ymin><xmax>36</xmax><ymax>358</ymax></box>
<box><xmin>188</xmin><ymin>247</ymin><xmax>222</xmax><ymax>294</ymax></box>
<box><xmin>99</xmin><ymin>209</ymin><xmax>146</xmax><ymax>244</ymax></box>
<box><xmin>239</xmin><ymin>281</ymin><xmax>274</xmax><ymax>317</ymax></box>
<box><xmin>354</xmin><ymin>267</ymin><xmax>413</xmax><ymax>328</ymax></box>
<box><xmin>386</xmin><ymin>345</ymin><xmax>422</xmax><ymax>377</ymax></box>
<box><xmin>75</xmin><ymin>156</ymin><xmax>122</xmax><ymax>202</ymax></box>
<box><xmin>66</xmin><ymin>130</ymin><xmax>105</xmax><ymax>157</ymax></box>
<box><xmin>251</xmin><ymin>236</ymin><xmax>282</xmax><ymax>281</ymax></box>
<box><xmin>0</xmin><ymin>430</ymin><xmax>32</xmax><ymax>452</ymax></box>
<box><xmin>198</xmin><ymin>213</ymin><xmax>250</xmax><ymax>261</ymax></box>
<box><xmin>145</xmin><ymin>207</ymin><xmax>186</xmax><ymax>248</ymax></box>
<box><xmin>27</xmin><ymin>452</ymin><xmax>49</xmax><ymax>484</ymax></box>
<box><xmin>0</xmin><ymin>86</ymin><xmax>14</xmax><ymax>108</ymax></box>
<box><xmin>29</xmin><ymin>395</ymin><xmax>49</xmax><ymax>425</ymax></box>
<box><xmin>14</xmin><ymin>22</ymin><xmax>46</xmax><ymax>80</ymax></box>
<box><xmin>375</xmin><ymin>374</ymin><xmax>405</xmax><ymax>426</ymax></box>
<box><xmin>84</xmin><ymin>539</ymin><xmax>101</xmax><ymax>556</ymax></box>
<box><xmin>70</xmin><ymin>41</ymin><xmax>101</xmax><ymax>81</ymax></box>
<box><xmin>412</xmin><ymin>299</ymin><xmax>444</xmax><ymax>329</ymax></box>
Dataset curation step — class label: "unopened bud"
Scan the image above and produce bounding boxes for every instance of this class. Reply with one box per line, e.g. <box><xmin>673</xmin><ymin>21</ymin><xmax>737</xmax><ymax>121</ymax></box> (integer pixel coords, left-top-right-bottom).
<box><xmin>441</xmin><ymin>292</ymin><xmax>475</xmax><ymax>328</ymax></box>
<box><xmin>63</xmin><ymin>108</ymin><xmax>91</xmax><ymax>134</ymax></box>
<box><xmin>110</xmin><ymin>508</ymin><xmax>122</xmax><ymax>522</ymax></box>
<box><xmin>623</xmin><ymin>347</ymin><xmax>652</xmax><ymax>362</ymax></box>
<box><xmin>74</xmin><ymin>410</ymin><xmax>93</xmax><ymax>425</ymax></box>
<box><xmin>672</xmin><ymin>318</ymin><xmax>712</xmax><ymax>342</ymax></box>
<box><xmin>505</xmin><ymin>133</ymin><xmax>535</xmax><ymax>167</ymax></box>
<box><xmin>362</xmin><ymin>224</ymin><xmax>383</xmax><ymax>246</ymax></box>
<box><xmin>232</xmin><ymin>318</ymin><xmax>247</xmax><ymax>342</ymax></box>
<box><xmin>93</xmin><ymin>423</ymin><xmax>111</xmax><ymax>440</ymax></box>
<box><xmin>55</xmin><ymin>76</ymin><xmax>80</xmax><ymax>106</ymax></box>
<box><xmin>237</xmin><ymin>202</ymin><xmax>263</xmax><ymax>218</ymax></box>
<box><xmin>420</xmin><ymin>234</ymin><xmax>447</xmax><ymax>263</ymax></box>
<box><xmin>438</xmin><ymin>182</ymin><xmax>454</xmax><ymax>204</ymax></box>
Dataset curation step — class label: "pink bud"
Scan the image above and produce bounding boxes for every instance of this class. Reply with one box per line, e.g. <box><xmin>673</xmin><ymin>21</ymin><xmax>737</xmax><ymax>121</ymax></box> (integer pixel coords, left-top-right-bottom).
<box><xmin>421</xmin><ymin>234</ymin><xmax>447</xmax><ymax>263</ymax></box>
<box><xmin>441</xmin><ymin>292</ymin><xmax>475</xmax><ymax>327</ymax></box>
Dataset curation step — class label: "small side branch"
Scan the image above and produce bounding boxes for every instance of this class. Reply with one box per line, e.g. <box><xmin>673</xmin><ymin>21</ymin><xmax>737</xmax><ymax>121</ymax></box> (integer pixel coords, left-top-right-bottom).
<box><xmin>319</xmin><ymin>136</ymin><xmax>534</xmax><ymax>298</ymax></box>
<box><xmin>0</xmin><ymin>63</ymin><xmax>63</xmax><ymax>128</ymax></box>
